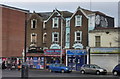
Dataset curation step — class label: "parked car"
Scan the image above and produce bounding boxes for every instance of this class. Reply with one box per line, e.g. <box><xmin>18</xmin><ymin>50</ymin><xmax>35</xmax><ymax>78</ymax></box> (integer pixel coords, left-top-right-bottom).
<box><xmin>112</xmin><ymin>64</ymin><xmax>120</xmax><ymax>76</ymax></box>
<box><xmin>49</xmin><ymin>64</ymin><xmax>72</xmax><ymax>73</ymax></box>
<box><xmin>80</xmin><ymin>64</ymin><xmax>107</xmax><ymax>75</ymax></box>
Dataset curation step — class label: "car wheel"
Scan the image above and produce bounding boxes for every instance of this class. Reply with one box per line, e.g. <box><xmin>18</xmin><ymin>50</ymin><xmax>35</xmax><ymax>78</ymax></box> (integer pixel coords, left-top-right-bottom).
<box><xmin>61</xmin><ymin>69</ymin><xmax>65</xmax><ymax>73</ymax></box>
<box><xmin>113</xmin><ymin>71</ymin><xmax>118</xmax><ymax>76</ymax></box>
<box><xmin>96</xmin><ymin>71</ymin><xmax>100</xmax><ymax>75</ymax></box>
<box><xmin>81</xmin><ymin>70</ymin><xmax>85</xmax><ymax>74</ymax></box>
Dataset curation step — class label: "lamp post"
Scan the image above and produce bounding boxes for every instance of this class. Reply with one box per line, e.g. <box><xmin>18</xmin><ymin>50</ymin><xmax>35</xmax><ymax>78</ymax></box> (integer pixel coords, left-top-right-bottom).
<box><xmin>21</xmin><ymin>13</ymin><xmax>28</xmax><ymax>78</ymax></box>
<box><xmin>86</xmin><ymin>46</ymin><xmax>90</xmax><ymax>64</ymax></box>
<box><xmin>60</xmin><ymin>18</ymin><xmax>63</xmax><ymax>64</ymax></box>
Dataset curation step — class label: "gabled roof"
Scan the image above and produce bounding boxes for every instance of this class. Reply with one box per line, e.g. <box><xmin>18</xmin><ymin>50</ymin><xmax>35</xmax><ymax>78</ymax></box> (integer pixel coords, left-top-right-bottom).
<box><xmin>37</xmin><ymin>9</ymin><xmax>73</xmax><ymax>21</ymax></box>
<box><xmin>60</xmin><ymin>11</ymin><xmax>73</xmax><ymax>18</ymax></box>
<box><xmin>81</xmin><ymin>8</ymin><xmax>94</xmax><ymax>15</ymax></box>
<box><xmin>70</xmin><ymin>6</ymin><xmax>89</xmax><ymax>19</ymax></box>
<box><xmin>37</xmin><ymin>12</ymin><xmax>52</xmax><ymax>20</ymax></box>
<box><xmin>29</xmin><ymin>6</ymin><xmax>113</xmax><ymax>22</ymax></box>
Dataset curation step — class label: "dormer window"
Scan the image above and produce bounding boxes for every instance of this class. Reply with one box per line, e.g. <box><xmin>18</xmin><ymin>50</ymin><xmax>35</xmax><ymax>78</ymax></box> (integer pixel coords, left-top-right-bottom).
<box><xmin>75</xmin><ymin>15</ymin><xmax>82</xmax><ymax>26</ymax></box>
<box><xmin>31</xmin><ymin>19</ymin><xmax>37</xmax><ymax>29</ymax></box>
<box><xmin>52</xmin><ymin>17</ymin><xmax>59</xmax><ymax>28</ymax></box>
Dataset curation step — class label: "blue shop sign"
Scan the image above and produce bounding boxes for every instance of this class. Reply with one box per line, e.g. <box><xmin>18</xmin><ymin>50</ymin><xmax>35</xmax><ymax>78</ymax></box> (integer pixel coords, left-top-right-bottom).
<box><xmin>67</xmin><ymin>50</ymin><xmax>87</xmax><ymax>55</ymax></box>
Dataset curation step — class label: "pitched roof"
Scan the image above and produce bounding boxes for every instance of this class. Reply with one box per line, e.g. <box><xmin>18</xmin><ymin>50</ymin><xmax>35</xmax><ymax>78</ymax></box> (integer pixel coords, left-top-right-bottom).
<box><xmin>81</xmin><ymin>8</ymin><xmax>94</xmax><ymax>15</ymax></box>
<box><xmin>37</xmin><ymin>11</ymin><xmax>73</xmax><ymax>21</ymax></box>
<box><xmin>37</xmin><ymin>12</ymin><xmax>52</xmax><ymax>20</ymax></box>
<box><xmin>34</xmin><ymin>7</ymin><xmax>112</xmax><ymax>21</ymax></box>
<box><xmin>60</xmin><ymin>11</ymin><xmax>73</xmax><ymax>18</ymax></box>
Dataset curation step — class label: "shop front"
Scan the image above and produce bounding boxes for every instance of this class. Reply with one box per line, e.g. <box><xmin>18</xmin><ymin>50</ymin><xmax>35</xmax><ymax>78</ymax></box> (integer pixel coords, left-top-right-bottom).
<box><xmin>44</xmin><ymin>49</ymin><xmax>65</xmax><ymax>69</ymax></box>
<box><xmin>66</xmin><ymin>49</ymin><xmax>87</xmax><ymax>71</ymax></box>
<box><xmin>1</xmin><ymin>57</ymin><xmax>22</xmax><ymax>69</ymax></box>
<box><xmin>26</xmin><ymin>56</ymin><xmax>45</xmax><ymax>69</ymax></box>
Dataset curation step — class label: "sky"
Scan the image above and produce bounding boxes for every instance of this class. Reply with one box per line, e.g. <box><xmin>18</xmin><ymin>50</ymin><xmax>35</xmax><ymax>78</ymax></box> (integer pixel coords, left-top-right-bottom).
<box><xmin>0</xmin><ymin>0</ymin><xmax>119</xmax><ymax>27</ymax></box>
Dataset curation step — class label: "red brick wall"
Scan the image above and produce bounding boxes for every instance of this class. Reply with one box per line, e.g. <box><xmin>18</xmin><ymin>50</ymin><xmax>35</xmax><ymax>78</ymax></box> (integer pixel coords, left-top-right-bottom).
<box><xmin>0</xmin><ymin>7</ymin><xmax>2</xmax><ymax>57</ymax></box>
<box><xmin>1</xmin><ymin>7</ymin><xmax>27</xmax><ymax>57</ymax></box>
<box><xmin>70</xmin><ymin>10</ymin><xmax>88</xmax><ymax>49</ymax></box>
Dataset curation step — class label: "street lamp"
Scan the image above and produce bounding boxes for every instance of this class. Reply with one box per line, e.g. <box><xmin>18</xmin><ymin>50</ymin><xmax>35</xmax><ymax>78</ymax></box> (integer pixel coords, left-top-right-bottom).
<box><xmin>21</xmin><ymin>13</ymin><xmax>28</xmax><ymax>78</ymax></box>
<box><xmin>86</xmin><ymin>46</ymin><xmax>90</xmax><ymax>64</ymax></box>
<box><xmin>60</xmin><ymin>17</ymin><xmax>63</xmax><ymax>64</ymax></box>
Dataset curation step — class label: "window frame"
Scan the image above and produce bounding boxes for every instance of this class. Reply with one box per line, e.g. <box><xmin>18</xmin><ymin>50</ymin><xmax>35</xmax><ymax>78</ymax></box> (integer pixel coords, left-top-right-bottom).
<box><xmin>31</xmin><ymin>19</ymin><xmax>37</xmax><ymax>29</ymax></box>
<box><xmin>52</xmin><ymin>17</ymin><xmax>59</xmax><ymax>28</ymax></box>
<box><xmin>31</xmin><ymin>33</ymin><xmax>37</xmax><ymax>43</ymax></box>
<box><xmin>75</xmin><ymin>31</ymin><xmax>82</xmax><ymax>42</ymax></box>
<box><xmin>95</xmin><ymin>36</ymin><xmax>101</xmax><ymax>47</ymax></box>
<box><xmin>52</xmin><ymin>32</ymin><xmax>59</xmax><ymax>43</ymax></box>
<box><xmin>75</xmin><ymin>15</ymin><xmax>82</xmax><ymax>27</ymax></box>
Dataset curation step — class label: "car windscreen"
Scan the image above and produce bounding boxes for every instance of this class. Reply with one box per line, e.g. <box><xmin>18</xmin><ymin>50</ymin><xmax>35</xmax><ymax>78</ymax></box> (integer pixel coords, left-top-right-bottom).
<box><xmin>91</xmin><ymin>65</ymin><xmax>101</xmax><ymax>68</ymax></box>
<box><xmin>115</xmin><ymin>64</ymin><xmax>120</xmax><ymax>69</ymax></box>
<box><xmin>60</xmin><ymin>64</ymin><xmax>66</xmax><ymax>67</ymax></box>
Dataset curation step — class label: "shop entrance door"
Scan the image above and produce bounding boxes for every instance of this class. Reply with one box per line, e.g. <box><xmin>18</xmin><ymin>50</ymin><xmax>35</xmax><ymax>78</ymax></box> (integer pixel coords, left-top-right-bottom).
<box><xmin>68</xmin><ymin>55</ymin><xmax>86</xmax><ymax>71</ymax></box>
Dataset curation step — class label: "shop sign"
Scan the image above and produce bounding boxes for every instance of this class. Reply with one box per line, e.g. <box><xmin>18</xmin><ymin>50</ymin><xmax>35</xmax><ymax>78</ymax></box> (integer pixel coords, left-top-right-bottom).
<box><xmin>91</xmin><ymin>47</ymin><xmax>120</xmax><ymax>53</ymax></box>
<box><xmin>67</xmin><ymin>50</ymin><xmax>87</xmax><ymax>55</ymax></box>
<box><xmin>44</xmin><ymin>49</ymin><xmax>63</xmax><ymax>55</ymax></box>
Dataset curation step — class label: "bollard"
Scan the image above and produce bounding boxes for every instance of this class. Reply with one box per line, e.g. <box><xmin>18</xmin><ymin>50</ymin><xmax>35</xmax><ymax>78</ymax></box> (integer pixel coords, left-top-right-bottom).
<box><xmin>21</xmin><ymin>62</ymin><xmax>28</xmax><ymax>78</ymax></box>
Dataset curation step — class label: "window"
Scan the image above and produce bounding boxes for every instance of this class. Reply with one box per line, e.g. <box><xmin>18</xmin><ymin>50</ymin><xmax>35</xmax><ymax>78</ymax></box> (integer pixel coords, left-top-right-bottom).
<box><xmin>31</xmin><ymin>33</ymin><xmax>37</xmax><ymax>43</ymax></box>
<box><xmin>43</xmin><ymin>33</ymin><xmax>47</xmax><ymax>43</ymax></box>
<box><xmin>52</xmin><ymin>17</ymin><xmax>59</xmax><ymax>28</ymax></box>
<box><xmin>95</xmin><ymin>36</ymin><xmax>101</xmax><ymax>47</ymax></box>
<box><xmin>52</xmin><ymin>32</ymin><xmax>59</xmax><ymax>43</ymax></box>
<box><xmin>31</xmin><ymin>19</ymin><xmax>37</xmax><ymax>28</ymax></box>
<box><xmin>75</xmin><ymin>31</ymin><xmax>82</xmax><ymax>42</ymax></box>
<box><xmin>66</xmin><ymin>20</ymin><xmax>70</xmax><ymax>27</ymax></box>
<box><xmin>75</xmin><ymin>15</ymin><xmax>82</xmax><ymax>26</ymax></box>
<box><xmin>43</xmin><ymin>21</ymin><xmax>46</xmax><ymax>29</ymax></box>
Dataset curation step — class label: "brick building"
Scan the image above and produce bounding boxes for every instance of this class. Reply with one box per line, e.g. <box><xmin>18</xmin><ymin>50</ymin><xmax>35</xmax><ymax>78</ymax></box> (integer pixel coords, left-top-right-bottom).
<box><xmin>0</xmin><ymin>4</ymin><xmax>29</xmax><ymax>65</ymax></box>
<box><xmin>26</xmin><ymin>7</ymin><xmax>114</xmax><ymax>70</ymax></box>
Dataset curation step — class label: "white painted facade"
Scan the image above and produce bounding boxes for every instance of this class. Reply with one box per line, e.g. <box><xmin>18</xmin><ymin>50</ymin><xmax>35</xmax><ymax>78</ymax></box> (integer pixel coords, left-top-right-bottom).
<box><xmin>89</xmin><ymin>29</ymin><xmax>119</xmax><ymax>47</ymax></box>
<box><xmin>89</xmin><ymin>28</ymin><xmax>120</xmax><ymax>72</ymax></box>
<box><xmin>91</xmin><ymin>54</ymin><xmax>119</xmax><ymax>72</ymax></box>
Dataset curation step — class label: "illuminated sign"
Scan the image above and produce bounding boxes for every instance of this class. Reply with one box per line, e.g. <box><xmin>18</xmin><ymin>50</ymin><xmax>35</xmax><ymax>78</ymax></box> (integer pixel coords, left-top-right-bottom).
<box><xmin>67</xmin><ymin>50</ymin><xmax>87</xmax><ymax>55</ymax></box>
<box><xmin>44</xmin><ymin>49</ymin><xmax>64</xmax><ymax>55</ymax></box>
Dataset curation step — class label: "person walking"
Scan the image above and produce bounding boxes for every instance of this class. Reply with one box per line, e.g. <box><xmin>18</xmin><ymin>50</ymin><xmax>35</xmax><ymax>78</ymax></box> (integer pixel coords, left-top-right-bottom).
<box><xmin>2</xmin><ymin>61</ymin><xmax>6</xmax><ymax>69</ymax></box>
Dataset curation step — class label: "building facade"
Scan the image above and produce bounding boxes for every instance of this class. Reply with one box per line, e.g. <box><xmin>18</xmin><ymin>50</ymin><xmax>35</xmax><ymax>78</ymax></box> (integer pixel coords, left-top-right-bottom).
<box><xmin>89</xmin><ymin>28</ymin><xmax>120</xmax><ymax>72</ymax></box>
<box><xmin>26</xmin><ymin>7</ymin><xmax>115</xmax><ymax>70</ymax></box>
<box><xmin>0</xmin><ymin>4</ymin><xmax>29</xmax><ymax>66</ymax></box>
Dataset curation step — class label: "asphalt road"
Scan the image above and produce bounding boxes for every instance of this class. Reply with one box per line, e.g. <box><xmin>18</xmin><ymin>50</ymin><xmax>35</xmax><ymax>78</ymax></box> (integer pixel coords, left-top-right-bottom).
<box><xmin>1</xmin><ymin>69</ymin><xmax>120</xmax><ymax>79</ymax></box>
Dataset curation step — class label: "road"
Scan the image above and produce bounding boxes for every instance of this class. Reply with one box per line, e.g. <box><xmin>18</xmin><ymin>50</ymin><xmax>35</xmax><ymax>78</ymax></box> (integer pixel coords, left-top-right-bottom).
<box><xmin>1</xmin><ymin>69</ymin><xmax>120</xmax><ymax>79</ymax></box>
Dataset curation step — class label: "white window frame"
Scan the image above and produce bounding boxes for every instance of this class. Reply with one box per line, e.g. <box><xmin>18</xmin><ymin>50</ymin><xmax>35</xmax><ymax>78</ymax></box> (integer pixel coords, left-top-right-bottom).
<box><xmin>52</xmin><ymin>32</ymin><xmax>59</xmax><ymax>43</ymax></box>
<box><xmin>43</xmin><ymin>21</ymin><xmax>46</xmax><ymax>29</ymax></box>
<box><xmin>31</xmin><ymin>33</ymin><xmax>37</xmax><ymax>43</ymax></box>
<box><xmin>52</xmin><ymin>17</ymin><xmax>59</xmax><ymax>28</ymax></box>
<box><xmin>43</xmin><ymin>33</ymin><xmax>47</xmax><ymax>43</ymax></box>
<box><xmin>31</xmin><ymin>19</ymin><xmax>37</xmax><ymax>29</ymax></box>
<box><xmin>75</xmin><ymin>15</ymin><xmax>82</xmax><ymax>26</ymax></box>
<box><xmin>75</xmin><ymin>31</ymin><xmax>82</xmax><ymax>42</ymax></box>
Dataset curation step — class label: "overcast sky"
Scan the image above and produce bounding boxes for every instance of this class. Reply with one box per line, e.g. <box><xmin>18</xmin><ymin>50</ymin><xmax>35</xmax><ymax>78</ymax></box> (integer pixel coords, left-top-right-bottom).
<box><xmin>0</xmin><ymin>0</ymin><xmax>119</xmax><ymax>27</ymax></box>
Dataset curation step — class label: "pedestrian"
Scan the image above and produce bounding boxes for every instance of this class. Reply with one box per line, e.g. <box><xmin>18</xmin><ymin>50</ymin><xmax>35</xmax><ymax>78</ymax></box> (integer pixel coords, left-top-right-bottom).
<box><xmin>7</xmin><ymin>60</ymin><xmax>11</xmax><ymax>70</ymax></box>
<box><xmin>2</xmin><ymin>61</ymin><xmax>6</xmax><ymax>69</ymax></box>
<box><xmin>17</xmin><ymin>59</ymin><xmax>21</xmax><ymax>71</ymax></box>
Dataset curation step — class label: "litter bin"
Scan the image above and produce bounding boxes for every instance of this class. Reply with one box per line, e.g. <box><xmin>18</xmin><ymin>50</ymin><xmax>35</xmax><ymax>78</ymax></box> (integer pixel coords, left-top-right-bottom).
<box><xmin>21</xmin><ymin>62</ymin><xmax>28</xmax><ymax>78</ymax></box>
